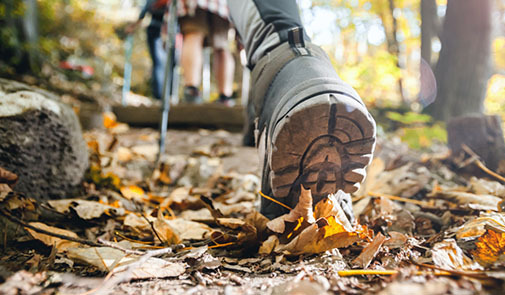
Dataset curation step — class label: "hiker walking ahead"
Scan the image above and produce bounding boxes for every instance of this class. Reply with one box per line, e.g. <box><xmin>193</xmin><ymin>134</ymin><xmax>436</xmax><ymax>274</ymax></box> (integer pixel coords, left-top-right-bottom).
<box><xmin>178</xmin><ymin>0</ymin><xmax>235</xmax><ymax>105</ymax></box>
<box><xmin>127</xmin><ymin>0</ymin><xmax>235</xmax><ymax>105</ymax></box>
<box><xmin>126</xmin><ymin>0</ymin><xmax>168</xmax><ymax>99</ymax></box>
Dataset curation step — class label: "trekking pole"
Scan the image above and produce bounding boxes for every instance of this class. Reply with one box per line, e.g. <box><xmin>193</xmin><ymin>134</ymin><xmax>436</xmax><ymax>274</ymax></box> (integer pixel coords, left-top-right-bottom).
<box><xmin>121</xmin><ymin>34</ymin><xmax>134</xmax><ymax>106</ymax></box>
<box><xmin>157</xmin><ymin>0</ymin><xmax>178</xmax><ymax>163</ymax></box>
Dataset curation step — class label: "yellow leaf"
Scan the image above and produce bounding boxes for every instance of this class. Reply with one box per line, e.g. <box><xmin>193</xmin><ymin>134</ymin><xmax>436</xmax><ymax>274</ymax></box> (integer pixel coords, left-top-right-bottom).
<box><xmin>120</xmin><ymin>185</ymin><xmax>146</xmax><ymax>201</ymax></box>
<box><xmin>472</xmin><ymin>230</ymin><xmax>505</xmax><ymax>267</ymax></box>
<box><xmin>103</xmin><ymin>112</ymin><xmax>119</xmax><ymax>129</ymax></box>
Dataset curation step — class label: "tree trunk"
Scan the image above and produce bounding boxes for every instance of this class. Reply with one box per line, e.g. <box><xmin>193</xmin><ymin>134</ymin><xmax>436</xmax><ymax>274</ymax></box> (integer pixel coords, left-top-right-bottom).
<box><xmin>420</xmin><ymin>0</ymin><xmax>439</xmax><ymax>66</ymax></box>
<box><xmin>385</xmin><ymin>0</ymin><xmax>406</xmax><ymax>103</ymax></box>
<box><xmin>425</xmin><ymin>0</ymin><xmax>492</xmax><ymax>122</ymax></box>
<box><xmin>22</xmin><ymin>0</ymin><xmax>40</xmax><ymax>72</ymax></box>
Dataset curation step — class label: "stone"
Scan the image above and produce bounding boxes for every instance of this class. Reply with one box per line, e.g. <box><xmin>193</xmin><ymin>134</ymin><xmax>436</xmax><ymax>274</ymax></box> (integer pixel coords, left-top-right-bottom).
<box><xmin>447</xmin><ymin>114</ymin><xmax>505</xmax><ymax>173</ymax></box>
<box><xmin>0</xmin><ymin>78</ymin><xmax>88</xmax><ymax>201</ymax></box>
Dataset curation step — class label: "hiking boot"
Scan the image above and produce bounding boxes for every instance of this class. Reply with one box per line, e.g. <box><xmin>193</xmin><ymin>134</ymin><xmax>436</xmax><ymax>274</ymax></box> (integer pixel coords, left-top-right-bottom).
<box><xmin>183</xmin><ymin>86</ymin><xmax>203</xmax><ymax>104</ymax></box>
<box><xmin>253</xmin><ymin>35</ymin><xmax>376</xmax><ymax>220</ymax></box>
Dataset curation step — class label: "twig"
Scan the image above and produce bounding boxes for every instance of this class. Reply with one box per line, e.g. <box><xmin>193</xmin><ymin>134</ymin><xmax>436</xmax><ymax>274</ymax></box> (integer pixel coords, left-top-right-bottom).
<box><xmin>85</xmin><ymin>246</ymin><xmax>176</xmax><ymax>295</ymax></box>
<box><xmin>259</xmin><ymin>190</ymin><xmax>292</xmax><ymax>210</ymax></box>
<box><xmin>368</xmin><ymin>191</ymin><xmax>431</xmax><ymax>207</ymax></box>
<box><xmin>0</xmin><ymin>209</ymin><xmax>102</xmax><ymax>247</ymax></box>
<box><xmin>135</xmin><ymin>203</ymin><xmax>165</xmax><ymax>245</ymax></box>
<box><xmin>461</xmin><ymin>144</ymin><xmax>505</xmax><ymax>183</ymax></box>
<box><xmin>336</xmin><ymin>269</ymin><xmax>452</xmax><ymax>277</ymax></box>
<box><xmin>410</xmin><ymin>259</ymin><xmax>493</xmax><ymax>280</ymax></box>
<box><xmin>97</xmin><ymin>238</ymin><xmax>147</xmax><ymax>255</ymax></box>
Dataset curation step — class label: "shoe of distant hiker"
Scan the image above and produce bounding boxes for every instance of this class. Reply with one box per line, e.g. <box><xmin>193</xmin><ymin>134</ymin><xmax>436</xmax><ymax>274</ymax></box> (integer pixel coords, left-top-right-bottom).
<box><xmin>253</xmin><ymin>29</ymin><xmax>376</xmax><ymax>220</ymax></box>
<box><xmin>216</xmin><ymin>94</ymin><xmax>236</xmax><ymax>107</ymax></box>
<box><xmin>183</xmin><ymin>86</ymin><xmax>203</xmax><ymax>104</ymax></box>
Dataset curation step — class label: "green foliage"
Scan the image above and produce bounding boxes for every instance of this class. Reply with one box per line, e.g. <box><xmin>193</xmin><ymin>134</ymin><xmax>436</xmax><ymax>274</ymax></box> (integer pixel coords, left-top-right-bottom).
<box><xmin>399</xmin><ymin>123</ymin><xmax>447</xmax><ymax>149</ymax></box>
<box><xmin>386</xmin><ymin>111</ymin><xmax>432</xmax><ymax>125</ymax></box>
<box><xmin>385</xmin><ymin>111</ymin><xmax>447</xmax><ymax>149</ymax></box>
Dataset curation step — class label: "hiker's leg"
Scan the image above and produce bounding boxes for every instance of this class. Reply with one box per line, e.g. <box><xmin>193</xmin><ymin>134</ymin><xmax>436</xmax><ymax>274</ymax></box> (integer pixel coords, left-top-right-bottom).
<box><xmin>179</xmin><ymin>10</ymin><xmax>211</xmax><ymax>103</ymax></box>
<box><xmin>210</xmin><ymin>14</ymin><xmax>234</xmax><ymax>99</ymax></box>
<box><xmin>147</xmin><ymin>25</ymin><xmax>164</xmax><ymax>99</ymax></box>
<box><xmin>180</xmin><ymin>32</ymin><xmax>204</xmax><ymax>88</ymax></box>
<box><xmin>227</xmin><ymin>0</ymin><xmax>306</xmax><ymax>67</ymax></box>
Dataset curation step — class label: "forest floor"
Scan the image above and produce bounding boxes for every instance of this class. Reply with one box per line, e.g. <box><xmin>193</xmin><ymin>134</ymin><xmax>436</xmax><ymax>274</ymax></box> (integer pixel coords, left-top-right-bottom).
<box><xmin>1</xmin><ymin>122</ymin><xmax>505</xmax><ymax>295</ymax></box>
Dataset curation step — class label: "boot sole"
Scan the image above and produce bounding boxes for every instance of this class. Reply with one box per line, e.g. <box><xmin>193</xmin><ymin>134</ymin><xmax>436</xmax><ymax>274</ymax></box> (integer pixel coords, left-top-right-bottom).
<box><xmin>269</xmin><ymin>92</ymin><xmax>376</xmax><ymax>207</ymax></box>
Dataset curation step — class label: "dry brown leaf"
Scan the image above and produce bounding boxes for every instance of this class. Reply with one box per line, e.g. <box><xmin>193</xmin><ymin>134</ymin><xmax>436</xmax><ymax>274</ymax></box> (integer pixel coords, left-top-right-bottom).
<box><xmin>123</xmin><ymin>213</ymin><xmax>150</xmax><ymax>228</ymax></box>
<box><xmin>154</xmin><ymin>218</ymin><xmax>212</xmax><ymax>244</ymax></box>
<box><xmin>259</xmin><ymin>235</ymin><xmax>279</xmax><ymax>255</ymax></box>
<box><xmin>0</xmin><ymin>167</ymin><xmax>18</xmax><ymax>187</ymax></box>
<box><xmin>456</xmin><ymin>212</ymin><xmax>505</xmax><ymax>240</ymax></box>
<box><xmin>431</xmin><ymin>239</ymin><xmax>482</xmax><ymax>270</ymax></box>
<box><xmin>179</xmin><ymin>208</ymin><xmax>213</xmax><ymax>221</ymax></box>
<box><xmin>469</xmin><ymin>177</ymin><xmax>505</xmax><ymax>198</ymax></box>
<box><xmin>26</xmin><ymin>222</ymin><xmax>79</xmax><ymax>251</ymax></box>
<box><xmin>428</xmin><ymin>191</ymin><xmax>501</xmax><ymax>211</ymax></box>
<box><xmin>112</xmin><ymin>258</ymin><xmax>186</xmax><ymax>279</ymax></box>
<box><xmin>215</xmin><ymin>218</ymin><xmax>246</xmax><ymax>229</ymax></box>
<box><xmin>383</xmin><ymin>231</ymin><xmax>409</xmax><ymax>249</ymax></box>
<box><xmin>115</xmin><ymin>147</ymin><xmax>133</xmax><ymax>162</ymax></box>
<box><xmin>266</xmin><ymin>186</ymin><xmax>315</xmax><ymax>234</ymax></box>
<box><xmin>131</xmin><ymin>144</ymin><xmax>158</xmax><ymax>162</ymax></box>
<box><xmin>265</xmin><ymin>187</ymin><xmax>367</xmax><ymax>255</ymax></box>
<box><xmin>352</xmin><ymin>232</ymin><xmax>388</xmax><ymax>268</ymax></box>
<box><xmin>472</xmin><ymin>230</ymin><xmax>505</xmax><ymax>267</ymax></box>
<box><xmin>66</xmin><ymin>246</ymin><xmax>127</xmax><ymax>272</ymax></box>
<box><xmin>48</xmin><ymin>199</ymin><xmax>125</xmax><ymax>220</ymax></box>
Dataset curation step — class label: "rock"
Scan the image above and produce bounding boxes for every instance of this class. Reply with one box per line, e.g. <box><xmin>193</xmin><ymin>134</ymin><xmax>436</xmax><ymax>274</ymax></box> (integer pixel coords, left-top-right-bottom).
<box><xmin>447</xmin><ymin>114</ymin><xmax>505</xmax><ymax>173</ymax></box>
<box><xmin>0</xmin><ymin>78</ymin><xmax>88</xmax><ymax>201</ymax></box>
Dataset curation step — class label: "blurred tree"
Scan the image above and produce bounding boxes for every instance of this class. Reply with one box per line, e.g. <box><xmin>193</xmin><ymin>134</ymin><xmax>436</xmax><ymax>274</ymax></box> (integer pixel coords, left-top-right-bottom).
<box><xmin>0</xmin><ymin>0</ymin><xmax>40</xmax><ymax>73</ymax></box>
<box><xmin>425</xmin><ymin>0</ymin><xmax>492</xmax><ymax>121</ymax></box>
<box><xmin>420</xmin><ymin>0</ymin><xmax>439</xmax><ymax>66</ymax></box>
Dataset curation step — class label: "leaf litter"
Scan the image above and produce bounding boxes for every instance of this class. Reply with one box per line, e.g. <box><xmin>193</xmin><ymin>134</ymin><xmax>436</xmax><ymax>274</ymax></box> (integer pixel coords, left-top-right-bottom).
<box><xmin>0</xmin><ymin>128</ymin><xmax>505</xmax><ymax>294</ymax></box>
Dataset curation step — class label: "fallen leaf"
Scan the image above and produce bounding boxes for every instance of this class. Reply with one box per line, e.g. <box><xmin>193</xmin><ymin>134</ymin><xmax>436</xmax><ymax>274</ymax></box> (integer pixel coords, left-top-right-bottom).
<box><xmin>120</xmin><ymin>185</ymin><xmax>147</xmax><ymax>202</ymax></box>
<box><xmin>112</xmin><ymin>258</ymin><xmax>186</xmax><ymax>279</ymax></box>
<box><xmin>131</xmin><ymin>144</ymin><xmax>159</xmax><ymax>162</ymax></box>
<box><xmin>154</xmin><ymin>218</ymin><xmax>212</xmax><ymax>244</ymax></box>
<box><xmin>431</xmin><ymin>239</ymin><xmax>482</xmax><ymax>270</ymax></box>
<box><xmin>383</xmin><ymin>232</ymin><xmax>409</xmax><ymax>249</ymax></box>
<box><xmin>266</xmin><ymin>186</ymin><xmax>315</xmax><ymax>234</ymax></box>
<box><xmin>456</xmin><ymin>212</ymin><xmax>505</xmax><ymax>240</ymax></box>
<box><xmin>472</xmin><ymin>230</ymin><xmax>505</xmax><ymax>267</ymax></box>
<box><xmin>352</xmin><ymin>232</ymin><xmax>388</xmax><ymax>268</ymax></box>
<box><xmin>428</xmin><ymin>191</ymin><xmax>501</xmax><ymax>211</ymax></box>
<box><xmin>26</xmin><ymin>222</ymin><xmax>79</xmax><ymax>251</ymax></box>
<box><xmin>66</xmin><ymin>241</ymin><xmax>134</xmax><ymax>272</ymax></box>
<box><xmin>115</xmin><ymin>147</ymin><xmax>133</xmax><ymax>162</ymax></box>
<box><xmin>469</xmin><ymin>177</ymin><xmax>505</xmax><ymax>198</ymax></box>
<box><xmin>0</xmin><ymin>271</ymin><xmax>46</xmax><ymax>295</ymax></box>
<box><xmin>259</xmin><ymin>235</ymin><xmax>279</xmax><ymax>255</ymax></box>
<box><xmin>0</xmin><ymin>167</ymin><xmax>18</xmax><ymax>188</ymax></box>
<box><xmin>48</xmin><ymin>199</ymin><xmax>125</xmax><ymax>220</ymax></box>
<box><xmin>265</xmin><ymin>187</ymin><xmax>367</xmax><ymax>255</ymax></box>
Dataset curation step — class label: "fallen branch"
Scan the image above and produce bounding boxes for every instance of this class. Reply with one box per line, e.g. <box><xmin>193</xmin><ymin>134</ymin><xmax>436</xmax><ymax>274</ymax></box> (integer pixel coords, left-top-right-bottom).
<box><xmin>461</xmin><ymin>144</ymin><xmax>505</xmax><ymax>183</ymax></box>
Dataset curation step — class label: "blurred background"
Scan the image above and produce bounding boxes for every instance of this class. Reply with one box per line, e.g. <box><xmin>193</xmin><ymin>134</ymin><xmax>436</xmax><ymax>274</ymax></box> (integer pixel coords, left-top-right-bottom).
<box><xmin>0</xmin><ymin>0</ymin><xmax>504</xmax><ymax>149</ymax></box>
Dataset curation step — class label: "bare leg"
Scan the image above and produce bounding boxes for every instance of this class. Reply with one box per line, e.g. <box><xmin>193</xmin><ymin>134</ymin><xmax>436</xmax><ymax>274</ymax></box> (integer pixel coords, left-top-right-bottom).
<box><xmin>213</xmin><ymin>48</ymin><xmax>235</xmax><ymax>97</ymax></box>
<box><xmin>181</xmin><ymin>32</ymin><xmax>205</xmax><ymax>87</ymax></box>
